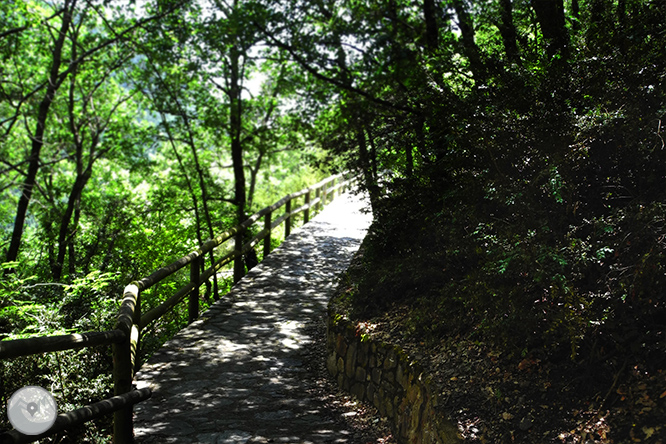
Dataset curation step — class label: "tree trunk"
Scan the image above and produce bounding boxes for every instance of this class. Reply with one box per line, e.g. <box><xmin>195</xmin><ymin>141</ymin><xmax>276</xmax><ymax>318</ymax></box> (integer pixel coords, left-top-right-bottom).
<box><xmin>498</xmin><ymin>0</ymin><xmax>521</xmax><ymax>64</ymax></box>
<box><xmin>452</xmin><ymin>0</ymin><xmax>486</xmax><ymax>84</ymax></box>
<box><xmin>357</xmin><ymin>128</ymin><xmax>380</xmax><ymax>212</ymax></box>
<box><xmin>67</xmin><ymin>216</ymin><xmax>77</xmax><ymax>276</ymax></box>
<box><xmin>6</xmin><ymin>0</ymin><xmax>75</xmax><ymax>265</ymax></box>
<box><xmin>530</xmin><ymin>0</ymin><xmax>569</xmax><ymax>59</ymax></box>
<box><xmin>52</xmin><ymin>168</ymin><xmax>92</xmax><ymax>280</ymax></box>
<box><xmin>181</xmin><ymin>111</ymin><xmax>217</xmax><ymax>299</ymax></box>
<box><xmin>247</xmin><ymin>151</ymin><xmax>264</xmax><ymax>210</ymax></box>
<box><xmin>422</xmin><ymin>0</ymin><xmax>439</xmax><ymax>51</ymax></box>
<box><xmin>571</xmin><ymin>0</ymin><xmax>581</xmax><ymax>31</ymax></box>
<box><xmin>229</xmin><ymin>46</ymin><xmax>245</xmax><ymax>221</ymax></box>
<box><xmin>161</xmin><ymin>114</ymin><xmax>205</xmax><ymax>251</ymax></box>
<box><xmin>229</xmin><ymin>44</ymin><xmax>247</xmax><ymax>281</ymax></box>
<box><xmin>367</xmin><ymin>127</ymin><xmax>378</xmax><ymax>178</ymax></box>
<box><xmin>53</xmin><ymin>63</ymin><xmax>94</xmax><ymax>280</ymax></box>
<box><xmin>83</xmin><ymin>203</ymin><xmax>116</xmax><ymax>275</ymax></box>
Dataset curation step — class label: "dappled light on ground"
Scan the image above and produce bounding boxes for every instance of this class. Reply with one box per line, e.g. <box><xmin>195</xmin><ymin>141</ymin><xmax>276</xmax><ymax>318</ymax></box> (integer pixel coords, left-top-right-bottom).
<box><xmin>133</xmin><ymin>193</ymin><xmax>373</xmax><ymax>443</ymax></box>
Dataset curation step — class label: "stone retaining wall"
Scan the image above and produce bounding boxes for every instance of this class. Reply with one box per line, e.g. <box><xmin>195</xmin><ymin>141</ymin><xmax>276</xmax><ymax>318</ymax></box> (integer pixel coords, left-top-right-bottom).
<box><xmin>326</xmin><ymin>311</ymin><xmax>460</xmax><ymax>444</ymax></box>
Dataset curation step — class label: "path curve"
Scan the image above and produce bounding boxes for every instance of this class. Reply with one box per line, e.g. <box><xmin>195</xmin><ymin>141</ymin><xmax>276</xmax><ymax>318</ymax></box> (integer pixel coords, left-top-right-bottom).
<box><xmin>133</xmin><ymin>192</ymin><xmax>372</xmax><ymax>444</ymax></box>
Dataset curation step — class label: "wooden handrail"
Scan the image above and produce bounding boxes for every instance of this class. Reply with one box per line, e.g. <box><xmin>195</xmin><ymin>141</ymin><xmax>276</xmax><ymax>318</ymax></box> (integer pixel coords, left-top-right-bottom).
<box><xmin>128</xmin><ymin>175</ymin><xmax>346</xmax><ymax>293</ymax></box>
<box><xmin>0</xmin><ymin>330</ymin><xmax>126</xmax><ymax>359</ymax></box>
<box><xmin>0</xmin><ymin>389</ymin><xmax>151</xmax><ymax>444</ymax></box>
<box><xmin>139</xmin><ymin>282</ymin><xmax>194</xmax><ymax>330</ymax></box>
<box><xmin>0</xmin><ymin>172</ymin><xmax>359</xmax><ymax>444</ymax></box>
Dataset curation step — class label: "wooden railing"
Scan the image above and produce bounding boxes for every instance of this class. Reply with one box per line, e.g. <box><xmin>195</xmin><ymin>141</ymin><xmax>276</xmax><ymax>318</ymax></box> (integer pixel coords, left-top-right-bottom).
<box><xmin>0</xmin><ymin>173</ymin><xmax>357</xmax><ymax>444</ymax></box>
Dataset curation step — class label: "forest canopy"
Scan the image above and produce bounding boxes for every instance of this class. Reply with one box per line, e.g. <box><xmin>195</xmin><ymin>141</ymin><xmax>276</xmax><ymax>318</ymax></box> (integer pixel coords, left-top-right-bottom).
<box><xmin>1</xmin><ymin>0</ymin><xmax>666</xmax><ymax>441</ymax></box>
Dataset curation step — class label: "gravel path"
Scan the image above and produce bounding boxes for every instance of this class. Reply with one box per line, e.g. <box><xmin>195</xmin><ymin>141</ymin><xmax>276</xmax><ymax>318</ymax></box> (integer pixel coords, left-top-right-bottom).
<box><xmin>133</xmin><ymin>193</ymin><xmax>381</xmax><ymax>444</ymax></box>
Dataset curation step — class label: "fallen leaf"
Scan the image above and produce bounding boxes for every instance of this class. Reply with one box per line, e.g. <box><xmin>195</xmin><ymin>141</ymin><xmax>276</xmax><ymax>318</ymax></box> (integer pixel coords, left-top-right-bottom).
<box><xmin>502</xmin><ymin>412</ymin><xmax>514</xmax><ymax>420</ymax></box>
<box><xmin>518</xmin><ymin>359</ymin><xmax>533</xmax><ymax>370</ymax></box>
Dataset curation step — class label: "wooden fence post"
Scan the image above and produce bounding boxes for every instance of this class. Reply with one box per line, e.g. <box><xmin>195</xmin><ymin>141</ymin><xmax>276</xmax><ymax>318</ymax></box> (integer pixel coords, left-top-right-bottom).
<box><xmin>112</xmin><ymin>351</ymin><xmax>132</xmax><ymax>443</ymax></box>
<box><xmin>113</xmin><ymin>285</ymin><xmax>138</xmax><ymax>444</ymax></box>
<box><xmin>315</xmin><ymin>188</ymin><xmax>321</xmax><ymax>213</ymax></box>
<box><xmin>304</xmin><ymin>190</ymin><xmax>311</xmax><ymax>224</ymax></box>
<box><xmin>132</xmin><ymin>294</ymin><xmax>141</xmax><ymax>376</ymax></box>
<box><xmin>189</xmin><ymin>255</ymin><xmax>200</xmax><ymax>324</ymax></box>
<box><xmin>285</xmin><ymin>198</ymin><xmax>292</xmax><ymax>238</ymax></box>
<box><xmin>264</xmin><ymin>211</ymin><xmax>272</xmax><ymax>258</ymax></box>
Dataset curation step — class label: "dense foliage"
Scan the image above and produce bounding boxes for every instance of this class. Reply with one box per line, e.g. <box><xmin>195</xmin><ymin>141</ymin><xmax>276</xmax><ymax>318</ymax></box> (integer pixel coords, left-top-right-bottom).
<box><xmin>2</xmin><ymin>0</ymin><xmax>665</xmax><ymax>441</ymax></box>
<box><xmin>295</xmin><ymin>0</ymin><xmax>665</xmax><ymax>377</ymax></box>
<box><xmin>0</xmin><ymin>0</ymin><xmax>329</xmax><ymax>440</ymax></box>
<box><xmin>284</xmin><ymin>1</ymin><xmax>665</xmax><ymax>439</ymax></box>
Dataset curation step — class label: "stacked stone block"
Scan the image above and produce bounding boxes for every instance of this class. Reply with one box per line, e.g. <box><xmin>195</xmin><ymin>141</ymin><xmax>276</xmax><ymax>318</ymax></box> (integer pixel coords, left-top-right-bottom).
<box><xmin>326</xmin><ymin>312</ymin><xmax>460</xmax><ymax>444</ymax></box>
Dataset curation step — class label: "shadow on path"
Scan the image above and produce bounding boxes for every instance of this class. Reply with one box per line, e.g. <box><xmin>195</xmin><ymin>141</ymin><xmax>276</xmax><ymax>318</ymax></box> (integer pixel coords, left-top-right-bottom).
<box><xmin>133</xmin><ymin>193</ymin><xmax>372</xmax><ymax>444</ymax></box>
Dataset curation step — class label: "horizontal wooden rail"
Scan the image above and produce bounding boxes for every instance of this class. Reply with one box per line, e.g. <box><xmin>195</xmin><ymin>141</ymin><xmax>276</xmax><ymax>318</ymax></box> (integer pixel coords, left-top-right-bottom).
<box><xmin>0</xmin><ymin>172</ymin><xmax>359</xmax><ymax>444</ymax></box>
<box><xmin>136</xmin><ymin>173</ymin><xmax>357</xmax><ymax>330</ymax></box>
<box><xmin>0</xmin><ymin>389</ymin><xmax>152</xmax><ymax>444</ymax></box>
<box><xmin>125</xmin><ymin>176</ymin><xmax>343</xmax><ymax>293</ymax></box>
<box><xmin>136</xmin><ymin>174</ymin><xmax>357</xmax><ymax>331</ymax></box>
<box><xmin>271</xmin><ymin>212</ymin><xmax>291</xmax><ymax>230</ymax></box>
<box><xmin>291</xmin><ymin>201</ymin><xmax>312</xmax><ymax>218</ymax></box>
<box><xmin>244</xmin><ymin>228</ymin><xmax>270</xmax><ymax>252</ymax></box>
<box><xmin>133</xmin><ymin>230</ymin><xmax>236</xmax><ymax>293</ymax></box>
<box><xmin>140</xmin><ymin>282</ymin><xmax>194</xmax><ymax>330</ymax></box>
<box><xmin>0</xmin><ymin>330</ymin><xmax>126</xmax><ymax>360</ymax></box>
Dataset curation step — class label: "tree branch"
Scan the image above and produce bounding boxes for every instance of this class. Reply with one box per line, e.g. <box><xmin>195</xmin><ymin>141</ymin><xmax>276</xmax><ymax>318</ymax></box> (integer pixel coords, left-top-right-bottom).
<box><xmin>0</xmin><ymin>159</ymin><xmax>29</xmax><ymax>177</ymax></box>
<box><xmin>255</xmin><ymin>22</ymin><xmax>417</xmax><ymax>115</ymax></box>
<box><xmin>55</xmin><ymin>1</ymin><xmax>188</xmax><ymax>89</ymax></box>
<box><xmin>0</xmin><ymin>8</ymin><xmax>65</xmax><ymax>40</ymax></box>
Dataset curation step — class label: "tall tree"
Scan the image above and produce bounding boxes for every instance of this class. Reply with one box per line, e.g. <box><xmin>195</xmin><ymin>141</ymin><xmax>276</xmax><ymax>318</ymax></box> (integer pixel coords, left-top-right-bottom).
<box><xmin>530</xmin><ymin>0</ymin><xmax>569</xmax><ymax>59</ymax></box>
<box><xmin>5</xmin><ymin>0</ymin><xmax>76</xmax><ymax>265</ymax></box>
<box><xmin>3</xmin><ymin>0</ymin><xmax>182</xmax><ymax>266</ymax></box>
<box><xmin>51</xmin><ymin>21</ymin><xmax>136</xmax><ymax>280</ymax></box>
<box><xmin>497</xmin><ymin>0</ymin><xmax>521</xmax><ymax>64</ymax></box>
<box><xmin>205</xmin><ymin>0</ymin><xmax>264</xmax><ymax>280</ymax></box>
<box><xmin>452</xmin><ymin>0</ymin><xmax>487</xmax><ymax>84</ymax></box>
<box><xmin>422</xmin><ymin>0</ymin><xmax>440</xmax><ymax>51</ymax></box>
